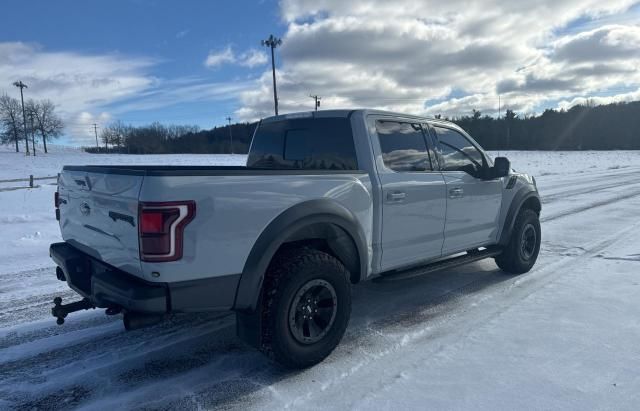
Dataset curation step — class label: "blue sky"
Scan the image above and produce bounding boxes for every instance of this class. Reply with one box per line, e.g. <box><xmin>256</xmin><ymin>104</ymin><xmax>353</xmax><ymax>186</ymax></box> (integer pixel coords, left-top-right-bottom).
<box><xmin>1</xmin><ymin>0</ymin><xmax>286</xmax><ymax>143</ymax></box>
<box><xmin>1</xmin><ymin>0</ymin><xmax>639</xmax><ymax>145</ymax></box>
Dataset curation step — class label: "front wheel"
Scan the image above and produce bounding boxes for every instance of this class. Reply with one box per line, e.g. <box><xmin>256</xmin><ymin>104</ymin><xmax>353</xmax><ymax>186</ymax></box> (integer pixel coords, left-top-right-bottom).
<box><xmin>495</xmin><ymin>208</ymin><xmax>541</xmax><ymax>274</ymax></box>
<box><xmin>260</xmin><ymin>247</ymin><xmax>351</xmax><ymax>368</ymax></box>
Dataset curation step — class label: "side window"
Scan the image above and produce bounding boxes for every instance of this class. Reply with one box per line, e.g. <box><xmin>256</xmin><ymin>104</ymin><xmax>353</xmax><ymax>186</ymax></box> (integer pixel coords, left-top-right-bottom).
<box><xmin>433</xmin><ymin>126</ymin><xmax>484</xmax><ymax>177</ymax></box>
<box><xmin>376</xmin><ymin>121</ymin><xmax>432</xmax><ymax>172</ymax></box>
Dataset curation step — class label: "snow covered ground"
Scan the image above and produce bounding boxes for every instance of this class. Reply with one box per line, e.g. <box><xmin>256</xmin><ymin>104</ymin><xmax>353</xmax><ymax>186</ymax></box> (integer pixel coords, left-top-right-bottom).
<box><xmin>1</xmin><ymin>146</ymin><xmax>640</xmax><ymax>410</ymax></box>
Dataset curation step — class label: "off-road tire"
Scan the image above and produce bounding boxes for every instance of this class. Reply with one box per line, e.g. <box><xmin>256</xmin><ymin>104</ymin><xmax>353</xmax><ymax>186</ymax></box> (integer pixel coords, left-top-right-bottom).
<box><xmin>259</xmin><ymin>247</ymin><xmax>351</xmax><ymax>368</ymax></box>
<box><xmin>495</xmin><ymin>208</ymin><xmax>541</xmax><ymax>274</ymax></box>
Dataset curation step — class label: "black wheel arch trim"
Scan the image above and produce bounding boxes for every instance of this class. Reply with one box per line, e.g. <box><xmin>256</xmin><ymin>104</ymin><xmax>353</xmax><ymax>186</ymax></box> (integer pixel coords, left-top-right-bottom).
<box><xmin>233</xmin><ymin>199</ymin><xmax>368</xmax><ymax>312</ymax></box>
<box><xmin>498</xmin><ymin>187</ymin><xmax>541</xmax><ymax>246</ymax></box>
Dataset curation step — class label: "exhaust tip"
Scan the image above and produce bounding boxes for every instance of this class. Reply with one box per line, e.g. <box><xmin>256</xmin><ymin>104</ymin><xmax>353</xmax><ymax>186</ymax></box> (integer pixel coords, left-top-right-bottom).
<box><xmin>56</xmin><ymin>267</ymin><xmax>66</xmax><ymax>281</ymax></box>
<box><xmin>123</xmin><ymin>312</ymin><xmax>163</xmax><ymax>331</ymax></box>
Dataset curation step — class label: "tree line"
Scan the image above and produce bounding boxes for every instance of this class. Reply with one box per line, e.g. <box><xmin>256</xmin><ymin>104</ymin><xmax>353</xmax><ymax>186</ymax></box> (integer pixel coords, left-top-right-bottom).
<box><xmin>86</xmin><ymin>121</ymin><xmax>257</xmax><ymax>154</ymax></box>
<box><xmin>0</xmin><ymin>95</ymin><xmax>64</xmax><ymax>153</ymax></box>
<box><xmin>3</xmin><ymin>97</ymin><xmax>639</xmax><ymax>154</ymax></box>
<box><xmin>449</xmin><ymin>100</ymin><xmax>640</xmax><ymax>150</ymax></box>
<box><xmin>89</xmin><ymin>100</ymin><xmax>640</xmax><ymax>155</ymax></box>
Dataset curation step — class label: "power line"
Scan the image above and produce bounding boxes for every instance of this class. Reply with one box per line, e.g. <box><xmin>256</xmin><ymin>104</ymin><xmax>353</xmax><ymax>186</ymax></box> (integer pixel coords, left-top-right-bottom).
<box><xmin>92</xmin><ymin>124</ymin><xmax>99</xmax><ymax>149</ymax></box>
<box><xmin>309</xmin><ymin>95</ymin><xmax>321</xmax><ymax>111</ymax></box>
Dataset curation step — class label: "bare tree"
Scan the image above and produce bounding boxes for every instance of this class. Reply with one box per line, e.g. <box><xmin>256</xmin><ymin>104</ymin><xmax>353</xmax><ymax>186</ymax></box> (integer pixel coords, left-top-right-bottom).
<box><xmin>100</xmin><ymin>120</ymin><xmax>128</xmax><ymax>149</ymax></box>
<box><xmin>100</xmin><ymin>127</ymin><xmax>112</xmax><ymax>150</ymax></box>
<box><xmin>27</xmin><ymin>99</ymin><xmax>64</xmax><ymax>153</ymax></box>
<box><xmin>0</xmin><ymin>94</ymin><xmax>23</xmax><ymax>152</ymax></box>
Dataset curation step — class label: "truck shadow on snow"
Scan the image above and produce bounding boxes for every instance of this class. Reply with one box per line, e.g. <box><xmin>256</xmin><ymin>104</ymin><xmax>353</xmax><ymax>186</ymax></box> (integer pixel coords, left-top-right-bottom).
<box><xmin>9</xmin><ymin>261</ymin><xmax>513</xmax><ymax>410</ymax></box>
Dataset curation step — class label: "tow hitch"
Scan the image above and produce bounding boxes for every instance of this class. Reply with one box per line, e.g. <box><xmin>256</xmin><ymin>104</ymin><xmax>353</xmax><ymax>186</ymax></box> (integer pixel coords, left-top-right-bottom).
<box><xmin>51</xmin><ymin>296</ymin><xmax>95</xmax><ymax>325</ymax></box>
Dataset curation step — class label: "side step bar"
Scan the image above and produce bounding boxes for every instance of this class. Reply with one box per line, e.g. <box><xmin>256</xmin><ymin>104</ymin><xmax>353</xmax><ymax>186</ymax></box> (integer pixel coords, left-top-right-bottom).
<box><xmin>375</xmin><ymin>247</ymin><xmax>502</xmax><ymax>282</ymax></box>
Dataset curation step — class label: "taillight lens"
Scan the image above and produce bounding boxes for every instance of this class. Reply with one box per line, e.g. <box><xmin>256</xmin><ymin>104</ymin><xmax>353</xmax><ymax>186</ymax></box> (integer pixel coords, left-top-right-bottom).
<box><xmin>139</xmin><ymin>201</ymin><xmax>196</xmax><ymax>262</ymax></box>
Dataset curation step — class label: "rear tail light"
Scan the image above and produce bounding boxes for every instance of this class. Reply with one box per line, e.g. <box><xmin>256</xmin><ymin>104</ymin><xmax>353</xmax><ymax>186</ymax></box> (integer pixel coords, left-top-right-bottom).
<box><xmin>138</xmin><ymin>201</ymin><xmax>196</xmax><ymax>262</ymax></box>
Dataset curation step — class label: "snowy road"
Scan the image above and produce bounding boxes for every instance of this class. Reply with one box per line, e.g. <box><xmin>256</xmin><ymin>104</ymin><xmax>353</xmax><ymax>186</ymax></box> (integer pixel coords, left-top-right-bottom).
<box><xmin>1</xmin><ymin>150</ymin><xmax>640</xmax><ymax>410</ymax></box>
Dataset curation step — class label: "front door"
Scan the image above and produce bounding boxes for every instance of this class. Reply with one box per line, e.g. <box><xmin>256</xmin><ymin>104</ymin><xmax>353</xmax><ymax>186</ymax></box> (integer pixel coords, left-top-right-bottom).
<box><xmin>373</xmin><ymin>119</ymin><xmax>447</xmax><ymax>271</ymax></box>
<box><xmin>430</xmin><ymin>125</ymin><xmax>503</xmax><ymax>254</ymax></box>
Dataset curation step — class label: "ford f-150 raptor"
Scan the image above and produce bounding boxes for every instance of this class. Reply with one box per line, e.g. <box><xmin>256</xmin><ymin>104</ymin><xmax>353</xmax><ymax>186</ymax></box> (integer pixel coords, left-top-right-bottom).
<box><xmin>50</xmin><ymin>109</ymin><xmax>541</xmax><ymax>368</ymax></box>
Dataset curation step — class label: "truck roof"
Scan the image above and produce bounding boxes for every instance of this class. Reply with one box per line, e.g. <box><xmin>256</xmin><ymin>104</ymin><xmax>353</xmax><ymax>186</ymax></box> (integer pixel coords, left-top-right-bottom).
<box><xmin>262</xmin><ymin>109</ymin><xmax>439</xmax><ymax>123</ymax></box>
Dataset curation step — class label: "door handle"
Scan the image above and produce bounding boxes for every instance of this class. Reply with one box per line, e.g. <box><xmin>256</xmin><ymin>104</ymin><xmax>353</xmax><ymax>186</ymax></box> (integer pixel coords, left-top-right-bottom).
<box><xmin>387</xmin><ymin>191</ymin><xmax>406</xmax><ymax>202</ymax></box>
<box><xmin>449</xmin><ymin>187</ymin><xmax>464</xmax><ymax>199</ymax></box>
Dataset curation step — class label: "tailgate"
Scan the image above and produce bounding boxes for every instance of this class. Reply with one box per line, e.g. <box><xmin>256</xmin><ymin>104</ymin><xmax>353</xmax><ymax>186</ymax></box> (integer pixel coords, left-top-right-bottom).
<box><xmin>58</xmin><ymin>169</ymin><xmax>143</xmax><ymax>277</ymax></box>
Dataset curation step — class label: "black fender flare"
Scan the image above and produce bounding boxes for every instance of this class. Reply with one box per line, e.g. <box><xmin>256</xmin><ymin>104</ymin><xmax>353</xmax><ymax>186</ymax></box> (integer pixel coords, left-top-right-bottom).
<box><xmin>498</xmin><ymin>187</ymin><xmax>541</xmax><ymax>246</ymax></box>
<box><xmin>233</xmin><ymin>199</ymin><xmax>368</xmax><ymax>312</ymax></box>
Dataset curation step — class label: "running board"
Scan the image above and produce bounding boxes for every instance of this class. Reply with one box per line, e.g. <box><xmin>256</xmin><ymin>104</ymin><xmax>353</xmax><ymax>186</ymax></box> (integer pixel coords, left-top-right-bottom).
<box><xmin>374</xmin><ymin>247</ymin><xmax>502</xmax><ymax>282</ymax></box>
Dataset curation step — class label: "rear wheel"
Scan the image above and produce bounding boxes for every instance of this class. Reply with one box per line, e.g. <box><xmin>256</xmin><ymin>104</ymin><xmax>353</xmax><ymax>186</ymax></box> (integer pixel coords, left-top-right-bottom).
<box><xmin>495</xmin><ymin>208</ymin><xmax>541</xmax><ymax>274</ymax></box>
<box><xmin>260</xmin><ymin>247</ymin><xmax>351</xmax><ymax>368</ymax></box>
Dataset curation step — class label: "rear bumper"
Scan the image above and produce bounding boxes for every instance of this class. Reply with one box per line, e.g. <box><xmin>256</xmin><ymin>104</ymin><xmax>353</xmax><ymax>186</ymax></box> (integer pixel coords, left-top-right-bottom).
<box><xmin>50</xmin><ymin>242</ymin><xmax>240</xmax><ymax>314</ymax></box>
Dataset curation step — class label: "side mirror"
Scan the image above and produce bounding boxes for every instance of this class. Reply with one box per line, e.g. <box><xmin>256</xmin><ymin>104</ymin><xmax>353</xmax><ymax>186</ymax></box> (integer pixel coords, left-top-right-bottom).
<box><xmin>493</xmin><ymin>157</ymin><xmax>510</xmax><ymax>178</ymax></box>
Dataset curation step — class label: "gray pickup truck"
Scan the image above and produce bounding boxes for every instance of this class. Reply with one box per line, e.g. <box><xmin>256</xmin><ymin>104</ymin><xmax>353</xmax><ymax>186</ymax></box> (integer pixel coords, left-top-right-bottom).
<box><xmin>50</xmin><ymin>109</ymin><xmax>541</xmax><ymax>368</ymax></box>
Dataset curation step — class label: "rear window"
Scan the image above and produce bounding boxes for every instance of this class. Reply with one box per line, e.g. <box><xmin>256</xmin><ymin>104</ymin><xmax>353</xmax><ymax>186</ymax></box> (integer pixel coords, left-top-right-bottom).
<box><xmin>246</xmin><ymin>117</ymin><xmax>358</xmax><ymax>170</ymax></box>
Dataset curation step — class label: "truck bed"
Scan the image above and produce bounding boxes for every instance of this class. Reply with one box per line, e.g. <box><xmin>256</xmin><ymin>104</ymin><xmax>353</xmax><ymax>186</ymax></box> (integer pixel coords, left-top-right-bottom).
<box><xmin>58</xmin><ymin>165</ymin><xmax>373</xmax><ymax>287</ymax></box>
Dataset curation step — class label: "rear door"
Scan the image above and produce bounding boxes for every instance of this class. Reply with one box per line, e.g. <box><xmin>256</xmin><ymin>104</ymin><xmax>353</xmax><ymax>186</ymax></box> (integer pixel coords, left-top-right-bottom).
<box><xmin>58</xmin><ymin>169</ymin><xmax>143</xmax><ymax>276</ymax></box>
<box><xmin>373</xmin><ymin>119</ymin><xmax>447</xmax><ymax>271</ymax></box>
<box><xmin>429</xmin><ymin>125</ymin><xmax>502</xmax><ymax>254</ymax></box>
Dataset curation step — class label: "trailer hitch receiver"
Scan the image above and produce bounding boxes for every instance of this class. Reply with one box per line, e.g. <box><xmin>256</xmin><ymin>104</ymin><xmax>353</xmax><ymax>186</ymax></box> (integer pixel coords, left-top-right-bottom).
<box><xmin>52</xmin><ymin>296</ymin><xmax>95</xmax><ymax>325</ymax></box>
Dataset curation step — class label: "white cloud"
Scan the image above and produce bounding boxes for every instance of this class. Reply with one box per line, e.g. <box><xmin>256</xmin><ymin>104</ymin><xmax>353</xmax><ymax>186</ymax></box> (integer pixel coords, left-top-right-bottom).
<box><xmin>204</xmin><ymin>46</ymin><xmax>268</xmax><ymax>68</ymax></box>
<box><xmin>204</xmin><ymin>46</ymin><xmax>236</xmax><ymax>68</ymax></box>
<box><xmin>110</xmin><ymin>78</ymin><xmax>254</xmax><ymax>114</ymax></box>
<box><xmin>236</xmin><ymin>0</ymin><xmax>640</xmax><ymax>121</ymax></box>
<box><xmin>239</xmin><ymin>49</ymin><xmax>269</xmax><ymax>67</ymax></box>
<box><xmin>553</xmin><ymin>24</ymin><xmax>640</xmax><ymax>63</ymax></box>
<box><xmin>0</xmin><ymin>42</ymin><xmax>156</xmax><ymax>144</ymax></box>
<box><xmin>0</xmin><ymin>42</ymin><xmax>256</xmax><ymax>145</ymax></box>
<box><xmin>0</xmin><ymin>42</ymin><xmax>155</xmax><ymax>114</ymax></box>
<box><xmin>557</xmin><ymin>88</ymin><xmax>640</xmax><ymax>110</ymax></box>
<box><xmin>65</xmin><ymin>112</ymin><xmax>112</xmax><ymax>146</ymax></box>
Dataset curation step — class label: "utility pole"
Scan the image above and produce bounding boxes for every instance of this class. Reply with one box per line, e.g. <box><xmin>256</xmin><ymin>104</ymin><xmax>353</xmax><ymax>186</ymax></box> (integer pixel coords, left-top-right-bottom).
<box><xmin>226</xmin><ymin>116</ymin><xmax>234</xmax><ymax>154</ymax></box>
<box><xmin>498</xmin><ymin>94</ymin><xmax>501</xmax><ymax>119</ymax></box>
<box><xmin>309</xmin><ymin>95</ymin><xmax>321</xmax><ymax>111</ymax></box>
<box><xmin>29</xmin><ymin>112</ymin><xmax>36</xmax><ymax>156</ymax></box>
<box><xmin>13</xmin><ymin>81</ymin><xmax>30</xmax><ymax>154</ymax></box>
<box><xmin>92</xmin><ymin>124</ymin><xmax>99</xmax><ymax>149</ymax></box>
<box><xmin>261</xmin><ymin>34</ymin><xmax>282</xmax><ymax>116</ymax></box>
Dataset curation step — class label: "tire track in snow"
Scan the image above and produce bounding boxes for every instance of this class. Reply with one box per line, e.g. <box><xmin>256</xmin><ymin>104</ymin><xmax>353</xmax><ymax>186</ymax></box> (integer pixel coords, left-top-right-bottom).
<box><xmin>0</xmin><ymin>314</ymin><xmax>240</xmax><ymax>410</ymax></box>
<box><xmin>542</xmin><ymin>185</ymin><xmax>640</xmax><ymax>222</ymax></box>
<box><xmin>0</xmin><ymin>289</ymin><xmax>77</xmax><ymax>329</ymax></box>
<box><xmin>541</xmin><ymin>174</ymin><xmax>640</xmax><ymax>204</ymax></box>
<box><xmin>536</xmin><ymin>166</ymin><xmax>640</xmax><ymax>192</ymax></box>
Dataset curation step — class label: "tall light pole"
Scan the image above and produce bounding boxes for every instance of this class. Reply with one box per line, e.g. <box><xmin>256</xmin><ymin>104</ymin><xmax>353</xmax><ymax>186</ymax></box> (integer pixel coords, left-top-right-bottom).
<box><xmin>13</xmin><ymin>81</ymin><xmax>30</xmax><ymax>154</ymax></box>
<box><xmin>261</xmin><ymin>34</ymin><xmax>282</xmax><ymax>116</ymax></box>
<box><xmin>226</xmin><ymin>116</ymin><xmax>234</xmax><ymax>154</ymax></box>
